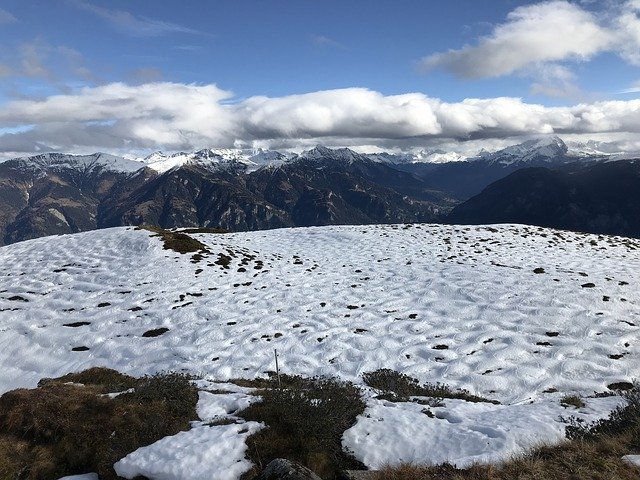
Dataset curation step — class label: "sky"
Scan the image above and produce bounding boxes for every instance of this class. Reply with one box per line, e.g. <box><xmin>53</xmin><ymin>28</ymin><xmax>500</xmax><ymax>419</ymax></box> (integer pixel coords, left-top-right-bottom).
<box><xmin>0</xmin><ymin>0</ymin><xmax>639</xmax><ymax>158</ymax></box>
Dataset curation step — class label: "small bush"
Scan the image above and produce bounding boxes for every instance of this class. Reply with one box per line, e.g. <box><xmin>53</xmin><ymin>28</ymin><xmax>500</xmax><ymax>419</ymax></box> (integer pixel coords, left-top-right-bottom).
<box><xmin>362</xmin><ymin>369</ymin><xmax>498</xmax><ymax>404</ymax></box>
<box><xmin>567</xmin><ymin>383</ymin><xmax>640</xmax><ymax>441</ymax></box>
<box><xmin>362</xmin><ymin>369</ymin><xmax>422</xmax><ymax>401</ymax></box>
<box><xmin>239</xmin><ymin>374</ymin><xmax>366</xmax><ymax>479</ymax></box>
<box><xmin>37</xmin><ymin>366</ymin><xmax>139</xmax><ymax>393</ymax></box>
<box><xmin>560</xmin><ymin>394</ymin><xmax>585</xmax><ymax>409</ymax></box>
<box><xmin>0</xmin><ymin>369</ymin><xmax>199</xmax><ymax>480</ymax></box>
<box><xmin>118</xmin><ymin>371</ymin><xmax>199</xmax><ymax>420</ymax></box>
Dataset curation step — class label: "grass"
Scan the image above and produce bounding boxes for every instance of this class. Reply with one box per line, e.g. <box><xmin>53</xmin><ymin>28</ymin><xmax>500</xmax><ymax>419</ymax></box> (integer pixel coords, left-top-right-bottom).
<box><xmin>362</xmin><ymin>369</ymin><xmax>499</xmax><ymax>404</ymax></box>
<box><xmin>0</xmin><ymin>368</ymin><xmax>198</xmax><ymax>480</ymax></box>
<box><xmin>237</xmin><ymin>374</ymin><xmax>367</xmax><ymax>480</ymax></box>
<box><xmin>180</xmin><ymin>227</ymin><xmax>228</xmax><ymax>234</ymax></box>
<box><xmin>141</xmin><ymin>225</ymin><xmax>209</xmax><ymax>254</ymax></box>
<box><xmin>37</xmin><ymin>366</ymin><xmax>139</xmax><ymax>393</ymax></box>
<box><xmin>374</xmin><ymin>384</ymin><xmax>640</xmax><ymax>480</ymax></box>
<box><xmin>560</xmin><ymin>394</ymin><xmax>585</xmax><ymax>409</ymax></box>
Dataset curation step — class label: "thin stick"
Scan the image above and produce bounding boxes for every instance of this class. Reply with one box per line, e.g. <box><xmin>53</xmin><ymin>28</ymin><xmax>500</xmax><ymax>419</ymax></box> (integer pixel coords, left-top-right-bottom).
<box><xmin>274</xmin><ymin>349</ymin><xmax>281</xmax><ymax>389</ymax></box>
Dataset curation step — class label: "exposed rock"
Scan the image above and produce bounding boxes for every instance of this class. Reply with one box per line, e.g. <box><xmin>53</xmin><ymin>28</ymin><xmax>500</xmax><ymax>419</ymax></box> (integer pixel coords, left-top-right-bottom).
<box><xmin>254</xmin><ymin>458</ymin><xmax>322</xmax><ymax>480</ymax></box>
<box><xmin>337</xmin><ymin>470</ymin><xmax>380</xmax><ymax>480</ymax></box>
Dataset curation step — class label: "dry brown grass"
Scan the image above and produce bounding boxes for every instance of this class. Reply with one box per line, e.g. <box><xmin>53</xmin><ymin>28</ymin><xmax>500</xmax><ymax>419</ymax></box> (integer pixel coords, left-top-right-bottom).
<box><xmin>141</xmin><ymin>225</ymin><xmax>209</xmax><ymax>254</ymax></box>
<box><xmin>0</xmin><ymin>369</ymin><xmax>198</xmax><ymax>480</ymax></box>
<box><xmin>375</xmin><ymin>438</ymin><xmax>639</xmax><ymax>479</ymax></box>
<box><xmin>37</xmin><ymin>366</ymin><xmax>139</xmax><ymax>393</ymax></box>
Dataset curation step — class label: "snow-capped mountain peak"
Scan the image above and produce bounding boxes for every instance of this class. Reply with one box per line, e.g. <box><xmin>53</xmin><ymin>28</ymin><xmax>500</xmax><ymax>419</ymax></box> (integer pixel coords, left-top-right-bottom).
<box><xmin>141</xmin><ymin>148</ymin><xmax>295</xmax><ymax>174</ymax></box>
<box><xmin>9</xmin><ymin>152</ymin><xmax>144</xmax><ymax>174</ymax></box>
<box><xmin>297</xmin><ymin>145</ymin><xmax>366</xmax><ymax>164</ymax></box>
<box><xmin>141</xmin><ymin>149</ymin><xmax>252</xmax><ymax>174</ymax></box>
<box><xmin>473</xmin><ymin>136</ymin><xmax>569</xmax><ymax>166</ymax></box>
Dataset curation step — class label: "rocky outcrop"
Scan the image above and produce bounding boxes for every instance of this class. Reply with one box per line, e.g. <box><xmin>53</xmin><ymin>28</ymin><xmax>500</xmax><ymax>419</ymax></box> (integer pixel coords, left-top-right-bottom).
<box><xmin>254</xmin><ymin>458</ymin><xmax>322</xmax><ymax>480</ymax></box>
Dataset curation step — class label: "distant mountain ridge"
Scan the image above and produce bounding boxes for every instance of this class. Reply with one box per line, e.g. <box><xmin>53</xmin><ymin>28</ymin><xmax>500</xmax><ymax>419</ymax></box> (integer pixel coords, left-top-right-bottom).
<box><xmin>3</xmin><ymin>135</ymin><xmax>622</xmax><ymax>176</ymax></box>
<box><xmin>0</xmin><ymin>137</ymin><xmax>638</xmax><ymax>244</ymax></box>
<box><xmin>448</xmin><ymin>159</ymin><xmax>640</xmax><ymax>238</ymax></box>
<box><xmin>0</xmin><ymin>145</ymin><xmax>454</xmax><ymax>245</ymax></box>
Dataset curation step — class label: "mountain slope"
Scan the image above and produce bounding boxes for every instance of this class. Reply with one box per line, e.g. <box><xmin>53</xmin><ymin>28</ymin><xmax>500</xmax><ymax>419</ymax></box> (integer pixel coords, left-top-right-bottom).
<box><xmin>448</xmin><ymin>159</ymin><xmax>640</xmax><ymax>237</ymax></box>
<box><xmin>0</xmin><ymin>154</ymin><xmax>154</xmax><ymax>245</ymax></box>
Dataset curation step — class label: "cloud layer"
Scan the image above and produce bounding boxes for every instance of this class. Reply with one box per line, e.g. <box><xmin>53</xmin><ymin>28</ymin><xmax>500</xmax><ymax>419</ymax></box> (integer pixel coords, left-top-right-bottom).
<box><xmin>1</xmin><ymin>82</ymin><xmax>640</xmax><ymax>156</ymax></box>
<box><xmin>420</xmin><ymin>0</ymin><xmax>640</xmax><ymax>96</ymax></box>
<box><xmin>422</xmin><ymin>1</ymin><xmax>612</xmax><ymax>78</ymax></box>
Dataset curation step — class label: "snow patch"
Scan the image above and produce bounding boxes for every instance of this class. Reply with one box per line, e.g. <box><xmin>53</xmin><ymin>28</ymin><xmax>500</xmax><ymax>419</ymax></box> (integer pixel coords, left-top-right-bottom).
<box><xmin>343</xmin><ymin>395</ymin><xmax>623</xmax><ymax>468</ymax></box>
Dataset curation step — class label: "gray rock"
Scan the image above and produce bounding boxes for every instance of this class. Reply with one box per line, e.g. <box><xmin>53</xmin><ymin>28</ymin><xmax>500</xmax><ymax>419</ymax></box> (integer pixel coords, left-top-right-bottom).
<box><xmin>254</xmin><ymin>458</ymin><xmax>322</xmax><ymax>480</ymax></box>
<box><xmin>337</xmin><ymin>470</ymin><xmax>379</xmax><ymax>480</ymax></box>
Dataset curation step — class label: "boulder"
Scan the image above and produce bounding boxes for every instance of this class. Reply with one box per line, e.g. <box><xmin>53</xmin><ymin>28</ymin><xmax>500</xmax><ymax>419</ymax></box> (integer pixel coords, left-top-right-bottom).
<box><xmin>254</xmin><ymin>458</ymin><xmax>322</xmax><ymax>480</ymax></box>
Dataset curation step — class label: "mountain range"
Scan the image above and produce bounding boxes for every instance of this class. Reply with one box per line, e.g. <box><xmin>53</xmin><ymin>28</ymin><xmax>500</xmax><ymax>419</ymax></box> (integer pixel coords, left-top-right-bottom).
<box><xmin>0</xmin><ymin>136</ymin><xmax>638</xmax><ymax>245</ymax></box>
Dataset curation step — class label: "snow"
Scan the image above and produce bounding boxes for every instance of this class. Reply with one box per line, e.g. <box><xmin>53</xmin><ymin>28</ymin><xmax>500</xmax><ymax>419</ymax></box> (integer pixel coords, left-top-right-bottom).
<box><xmin>196</xmin><ymin>391</ymin><xmax>258</xmax><ymax>420</ymax></box>
<box><xmin>114</xmin><ymin>388</ymin><xmax>262</xmax><ymax>480</ymax></box>
<box><xmin>472</xmin><ymin>136</ymin><xmax>569</xmax><ymax>166</ymax></box>
<box><xmin>369</xmin><ymin>150</ymin><xmax>468</xmax><ymax>164</ymax></box>
<box><xmin>622</xmin><ymin>454</ymin><xmax>640</xmax><ymax>466</ymax></box>
<box><xmin>297</xmin><ymin>145</ymin><xmax>364</xmax><ymax>164</ymax></box>
<box><xmin>343</xmin><ymin>395</ymin><xmax>623</xmax><ymax>468</ymax></box>
<box><xmin>141</xmin><ymin>149</ymin><xmax>256</xmax><ymax>174</ymax></box>
<box><xmin>0</xmin><ymin>223</ymin><xmax>638</xmax><ymax>404</ymax></box>
<box><xmin>141</xmin><ymin>148</ymin><xmax>291</xmax><ymax>174</ymax></box>
<box><xmin>57</xmin><ymin>475</ymin><xmax>99</xmax><ymax>480</ymax></box>
<box><xmin>10</xmin><ymin>152</ymin><xmax>144</xmax><ymax>173</ymax></box>
<box><xmin>1</xmin><ymin>222</ymin><xmax>639</xmax><ymax>473</ymax></box>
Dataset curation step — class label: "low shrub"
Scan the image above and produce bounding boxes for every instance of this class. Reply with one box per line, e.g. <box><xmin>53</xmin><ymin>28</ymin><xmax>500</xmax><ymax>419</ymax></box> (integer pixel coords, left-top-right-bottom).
<box><xmin>566</xmin><ymin>383</ymin><xmax>640</xmax><ymax>442</ymax></box>
<box><xmin>142</xmin><ymin>225</ymin><xmax>209</xmax><ymax>254</ymax></box>
<box><xmin>239</xmin><ymin>374</ymin><xmax>366</xmax><ymax>479</ymax></box>
<box><xmin>560</xmin><ymin>394</ymin><xmax>585</xmax><ymax>409</ymax></box>
<box><xmin>362</xmin><ymin>369</ymin><xmax>498</xmax><ymax>404</ymax></box>
<box><xmin>37</xmin><ymin>366</ymin><xmax>139</xmax><ymax>393</ymax></box>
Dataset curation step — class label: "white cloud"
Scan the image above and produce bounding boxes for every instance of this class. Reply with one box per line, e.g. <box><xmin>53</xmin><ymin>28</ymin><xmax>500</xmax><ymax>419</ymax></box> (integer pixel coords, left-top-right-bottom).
<box><xmin>0</xmin><ymin>8</ymin><xmax>16</xmax><ymax>24</ymax></box>
<box><xmin>421</xmin><ymin>1</ymin><xmax>612</xmax><ymax>78</ymax></box>
<box><xmin>0</xmin><ymin>83</ymin><xmax>235</xmax><ymax>151</ymax></box>
<box><xmin>19</xmin><ymin>43</ymin><xmax>51</xmax><ymax>79</ymax></box>
<box><xmin>237</xmin><ymin>89</ymin><xmax>441</xmax><ymax>139</ymax></box>
<box><xmin>620</xmin><ymin>80</ymin><xmax>640</xmax><ymax>94</ymax></box>
<box><xmin>420</xmin><ymin>0</ymin><xmax>640</xmax><ymax>100</ymax></box>
<box><xmin>309</xmin><ymin>35</ymin><xmax>343</xmax><ymax>48</ymax></box>
<box><xmin>2</xmin><ymin>83</ymin><xmax>640</xmax><ymax>156</ymax></box>
<box><xmin>615</xmin><ymin>1</ymin><xmax>640</xmax><ymax>65</ymax></box>
<box><xmin>71</xmin><ymin>0</ymin><xmax>209</xmax><ymax>37</ymax></box>
<box><xmin>528</xmin><ymin>64</ymin><xmax>584</xmax><ymax>99</ymax></box>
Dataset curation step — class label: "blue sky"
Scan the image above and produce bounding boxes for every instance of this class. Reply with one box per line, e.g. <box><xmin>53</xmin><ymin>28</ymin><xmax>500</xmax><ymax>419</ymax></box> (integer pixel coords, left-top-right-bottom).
<box><xmin>0</xmin><ymin>0</ymin><xmax>639</xmax><ymax>156</ymax></box>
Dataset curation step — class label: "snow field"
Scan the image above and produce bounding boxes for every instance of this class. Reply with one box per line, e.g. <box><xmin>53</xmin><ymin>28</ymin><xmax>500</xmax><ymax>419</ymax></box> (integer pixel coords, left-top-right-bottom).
<box><xmin>2</xmin><ymin>222</ymin><xmax>639</xmax><ymax>474</ymax></box>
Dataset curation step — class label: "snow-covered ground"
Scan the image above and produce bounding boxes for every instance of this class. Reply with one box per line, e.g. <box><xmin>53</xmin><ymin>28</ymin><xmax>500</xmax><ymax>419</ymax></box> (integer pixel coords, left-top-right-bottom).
<box><xmin>343</xmin><ymin>394</ymin><xmax>623</xmax><ymax>468</ymax></box>
<box><xmin>1</xmin><ymin>223</ymin><xmax>639</xmax><ymax>473</ymax></box>
<box><xmin>115</xmin><ymin>385</ymin><xmax>262</xmax><ymax>480</ymax></box>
